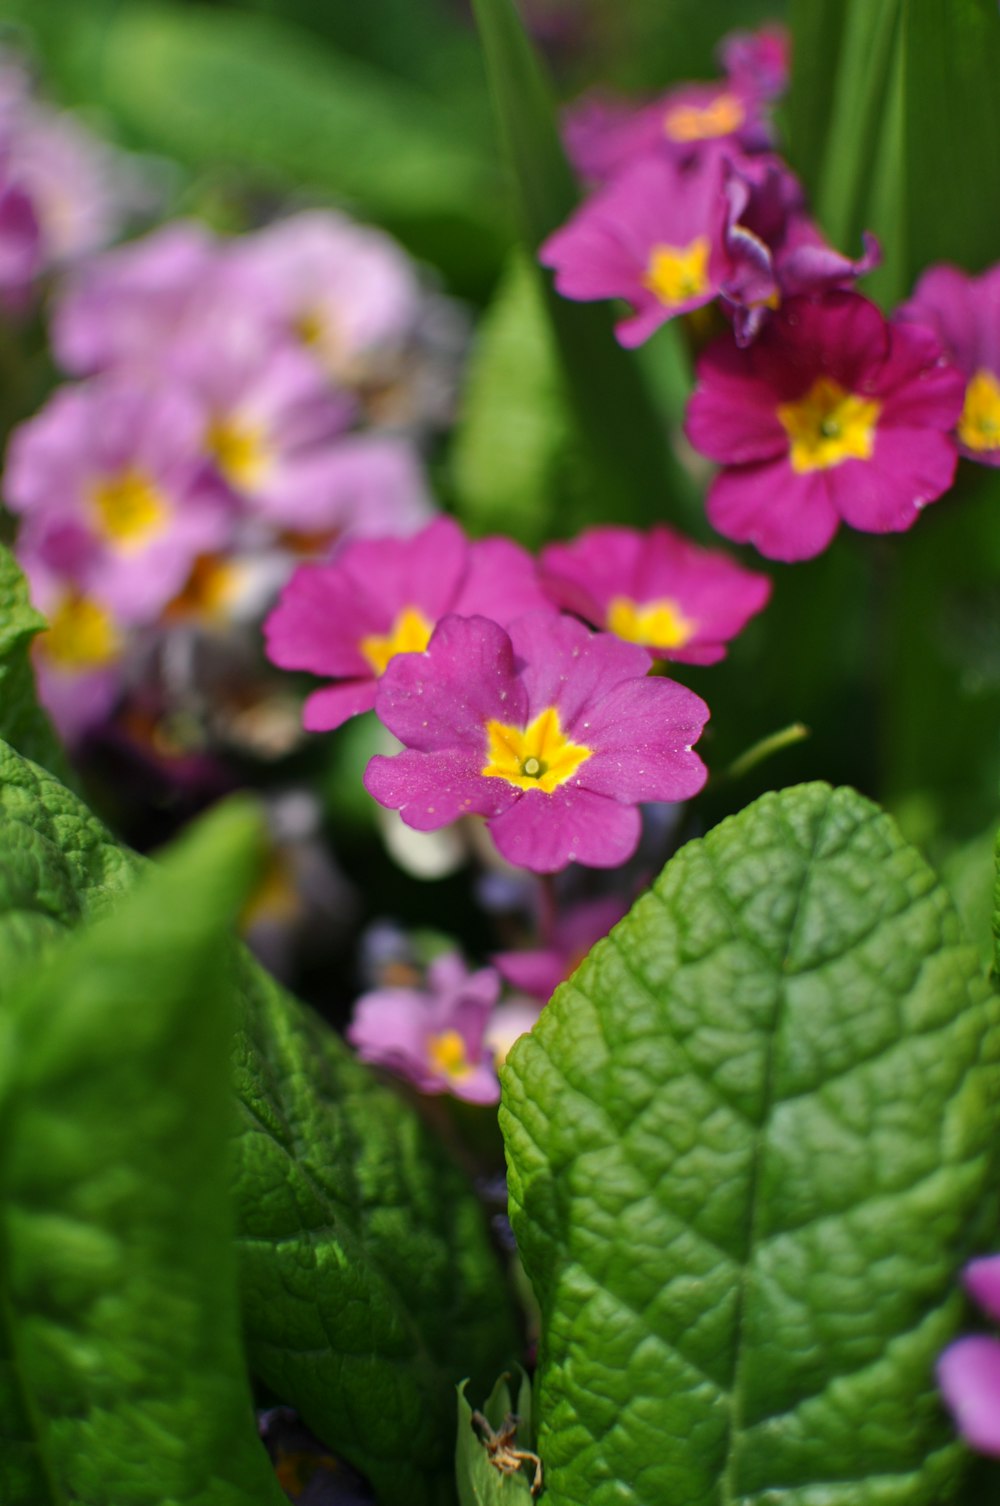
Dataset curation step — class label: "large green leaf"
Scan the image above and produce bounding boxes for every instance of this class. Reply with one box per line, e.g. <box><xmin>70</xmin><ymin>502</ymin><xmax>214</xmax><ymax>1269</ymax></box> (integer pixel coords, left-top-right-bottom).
<box><xmin>0</xmin><ymin>800</ymin><xmax>286</xmax><ymax>1506</ymax></box>
<box><xmin>502</xmin><ymin>783</ymin><xmax>1000</xmax><ymax>1506</ymax></box>
<box><xmin>0</xmin><ymin>545</ymin><xmax>70</xmax><ymax>785</ymax></box>
<box><xmin>0</xmin><ymin>741</ymin><xmax>519</xmax><ymax>1505</ymax></box>
<box><xmin>470</xmin><ymin>0</ymin><xmax>696</xmax><ymax>527</ymax></box>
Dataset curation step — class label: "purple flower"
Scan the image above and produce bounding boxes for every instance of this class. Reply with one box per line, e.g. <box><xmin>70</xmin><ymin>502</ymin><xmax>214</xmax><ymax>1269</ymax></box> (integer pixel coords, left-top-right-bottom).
<box><xmin>540</xmin><ymin>152</ymin><xmax>734</xmax><ymax>346</ymax></box>
<box><xmin>494</xmin><ymin>893</ymin><xmax>627</xmax><ymax>1002</ymax></box>
<box><xmin>685</xmin><ymin>292</ymin><xmax>965</xmax><ymax>561</ymax></box>
<box><xmin>939</xmin><ymin>1255</ymin><xmax>1000</xmax><ymax>1456</ymax></box>
<box><xmin>264</xmin><ymin>516</ymin><xmax>547</xmax><ymax>731</ymax></box>
<box><xmin>717</xmin><ymin>24</ymin><xmax>791</xmax><ymax>102</ymax></box>
<box><xmin>5</xmin><ymin>380</ymin><xmax>234</xmax><ymax>621</ymax></box>
<box><xmin>347</xmin><ymin>952</ymin><xmax>502</xmax><ymax>1103</ymax></box>
<box><xmin>18</xmin><ymin>550</ymin><xmax>126</xmax><ymax>743</ymax></box>
<box><xmin>540</xmin><ymin>524</ymin><xmax>771</xmax><ymax>665</ymax></box>
<box><xmin>0</xmin><ymin>171</ymin><xmax>40</xmax><ymax>309</ymax></box>
<box><xmin>898</xmin><ymin>263</ymin><xmax>1000</xmax><ymax>466</ymax></box>
<box><xmin>364</xmin><ymin>611</ymin><xmax>709</xmax><ymax>874</ymax></box>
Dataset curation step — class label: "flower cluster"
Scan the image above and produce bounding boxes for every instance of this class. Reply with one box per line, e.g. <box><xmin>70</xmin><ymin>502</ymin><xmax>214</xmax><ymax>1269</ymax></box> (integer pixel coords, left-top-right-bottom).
<box><xmin>5</xmin><ymin>208</ymin><xmax>461</xmax><ymax>744</ymax></box>
<box><xmin>0</xmin><ymin>49</ymin><xmax>147</xmax><ymax>310</ymax></box>
<box><xmin>544</xmin><ymin>26</ymin><xmax>998</xmax><ymax>562</ymax></box>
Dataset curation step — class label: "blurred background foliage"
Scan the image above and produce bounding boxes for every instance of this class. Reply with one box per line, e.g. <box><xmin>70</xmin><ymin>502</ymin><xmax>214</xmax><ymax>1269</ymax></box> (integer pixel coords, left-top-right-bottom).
<box><xmin>3</xmin><ymin>0</ymin><xmax>1000</xmax><ymax>907</ymax></box>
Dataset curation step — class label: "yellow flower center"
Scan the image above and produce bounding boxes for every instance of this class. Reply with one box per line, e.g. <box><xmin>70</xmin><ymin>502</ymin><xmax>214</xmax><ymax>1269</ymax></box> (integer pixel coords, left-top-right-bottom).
<box><xmin>663</xmin><ymin>92</ymin><xmax>746</xmax><ymax>143</ymax></box>
<box><xmin>39</xmin><ymin>593</ymin><xmax>121</xmax><ymax>671</ymax></box>
<box><xmin>643</xmin><ymin>237</ymin><xmax>711</xmax><ymax>309</ymax></box>
<box><xmin>427</xmin><ymin>1028</ymin><xmax>472</xmax><ymax>1081</ymax></box>
<box><xmin>166</xmin><ymin>554</ymin><xmax>242</xmax><ymax>623</ymax></box>
<box><xmin>359</xmin><ymin>605</ymin><xmax>434</xmax><ymax>676</ymax></box>
<box><xmin>606</xmin><ymin>595</ymin><xmax>696</xmax><ymax>651</ymax></box>
<box><xmin>957</xmin><ymin>369</ymin><xmax>1000</xmax><ymax>452</ymax></box>
<box><xmin>206</xmin><ymin>414</ymin><xmax>272</xmax><ymax>492</ymax></box>
<box><xmin>482</xmin><ymin>706</ymin><xmax>592</xmax><ymax>794</ymax></box>
<box><xmin>88</xmin><ymin>467</ymin><xmax>168</xmax><ymax>549</ymax></box>
<box><xmin>777</xmin><ymin>377</ymin><xmax>882</xmax><ymax>473</ymax></box>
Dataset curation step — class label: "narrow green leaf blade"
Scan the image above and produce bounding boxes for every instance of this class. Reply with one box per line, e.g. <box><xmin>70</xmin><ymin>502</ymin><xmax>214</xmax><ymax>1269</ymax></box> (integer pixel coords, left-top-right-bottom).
<box><xmin>502</xmin><ymin>783</ymin><xmax>1000</xmax><ymax>1506</ymax></box>
<box><xmin>786</xmin><ymin>0</ymin><xmax>850</xmax><ymax>197</ymax></box>
<box><xmin>470</xmin><ymin>0</ymin><xmax>696</xmax><ymax>525</ymax></box>
<box><xmin>2</xmin><ymin>801</ymin><xmax>286</xmax><ymax>1506</ymax></box>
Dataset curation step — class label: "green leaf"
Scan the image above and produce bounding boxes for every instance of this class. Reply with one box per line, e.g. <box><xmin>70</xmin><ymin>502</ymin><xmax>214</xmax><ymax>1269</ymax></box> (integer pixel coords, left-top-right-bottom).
<box><xmin>502</xmin><ymin>783</ymin><xmax>1000</xmax><ymax>1506</ymax></box>
<box><xmin>470</xmin><ymin>0</ymin><xmax>697</xmax><ymax>528</ymax></box>
<box><xmin>0</xmin><ymin>742</ymin><xmax>519</xmax><ymax>1506</ymax></box>
<box><xmin>786</xmin><ymin>0</ymin><xmax>850</xmax><ymax>198</ymax></box>
<box><xmin>1</xmin><ymin>800</ymin><xmax>286</xmax><ymax>1506</ymax></box>
<box><xmin>456</xmin><ymin>1371</ymin><xmax>536</xmax><ymax>1506</ymax></box>
<box><xmin>0</xmin><ymin>545</ymin><xmax>71</xmax><ymax>785</ymax></box>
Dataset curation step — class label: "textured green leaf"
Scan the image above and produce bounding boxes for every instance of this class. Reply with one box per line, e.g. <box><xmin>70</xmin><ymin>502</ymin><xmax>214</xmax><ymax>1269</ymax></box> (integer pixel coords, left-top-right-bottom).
<box><xmin>502</xmin><ymin>783</ymin><xmax>1000</xmax><ymax>1506</ymax></box>
<box><xmin>456</xmin><ymin>1371</ymin><xmax>535</xmax><ymax>1506</ymax></box>
<box><xmin>1</xmin><ymin>800</ymin><xmax>286</xmax><ymax>1506</ymax></box>
<box><xmin>0</xmin><ymin>742</ymin><xmax>519</xmax><ymax>1506</ymax></box>
<box><xmin>0</xmin><ymin>545</ymin><xmax>71</xmax><ymax>784</ymax></box>
<box><xmin>470</xmin><ymin>0</ymin><xmax>696</xmax><ymax>527</ymax></box>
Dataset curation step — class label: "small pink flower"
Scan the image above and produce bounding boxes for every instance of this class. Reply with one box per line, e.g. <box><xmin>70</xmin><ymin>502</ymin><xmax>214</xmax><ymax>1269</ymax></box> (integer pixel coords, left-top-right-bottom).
<box><xmin>939</xmin><ymin>1255</ymin><xmax>1000</xmax><ymax>1456</ymax></box>
<box><xmin>5</xmin><ymin>379</ymin><xmax>234</xmax><ymax>620</ymax></box>
<box><xmin>347</xmin><ymin>952</ymin><xmax>502</xmax><ymax>1103</ymax></box>
<box><xmin>540</xmin><ymin>152</ymin><xmax>734</xmax><ymax>347</ymax></box>
<box><xmin>264</xmin><ymin>516</ymin><xmax>547</xmax><ymax>732</ymax></box>
<box><xmin>897</xmin><ymin>263</ymin><xmax>1000</xmax><ymax>466</ymax></box>
<box><xmin>364</xmin><ymin>611</ymin><xmax>709</xmax><ymax>875</ymax></box>
<box><xmin>494</xmin><ymin>893</ymin><xmax>627</xmax><ymax>1002</ymax></box>
<box><xmin>685</xmin><ymin>291</ymin><xmax>965</xmax><ymax>561</ymax></box>
<box><xmin>540</xmin><ymin>524</ymin><xmax>771</xmax><ymax>665</ymax></box>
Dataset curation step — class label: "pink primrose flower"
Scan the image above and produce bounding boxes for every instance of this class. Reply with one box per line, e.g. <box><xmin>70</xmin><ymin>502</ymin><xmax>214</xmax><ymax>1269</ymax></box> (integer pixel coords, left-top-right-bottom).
<box><xmin>939</xmin><ymin>1255</ymin><xmax>1000</xmax><ymax>1456</ymax></box>
<box><xmin>263</xmin><ymin>516</ymin><xmax>546</xmax><ymax>732</ymax></box>
<box><xmin>494</xmin><ymin>892</ymin><xmax>627</xmax><ymax>1002</ymax></box>
<box><xmin>540</xmin><ymin>524</ymin><xmax>771</xmax><ymax>665</ymax></box>
<box><xmin>718</xmin><ymin>24</ymin><xmax>791</xmax><ymax>102</ymax></box>
<box><xmin>897</xmin><ymin>263</ymin><xmax>1000</xmax><ymax>466</ymax></box>
<box><xmin>684</xmin><ymin>291</ymin><xmax>965</xmax><ymax>561</ymax></box>
<box><xmin>364</xmin><ymin>611</ymin><xmax>709</xmax><ymax>875</ymax></box>
<box><xmin>347</xmin><ymin>952</ymin><xmax>502</xmax><ymax>1103</ymax></box>
<box><xmin>230</xmin><ymin>210</ymin><xmax>422</xmax><ymax>384</ymax></box>
<box><xmin>0</xmin><ymin>171</ymin><xmax>40</xmax><ymax>308</ymax></box>
<box><xmin>5</xmin><ymin>379</ymin><xmax>234</xmax><ymax>621</ymax></box>
<box><xmin>540</xmin><ymin>152</ymin><xmax>736</xmax><ymax>347</ymax></box>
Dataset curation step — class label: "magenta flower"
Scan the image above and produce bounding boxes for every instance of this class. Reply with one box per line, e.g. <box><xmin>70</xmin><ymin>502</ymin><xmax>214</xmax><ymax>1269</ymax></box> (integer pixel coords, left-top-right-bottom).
<box><xmin>540</xmin><ymin>152</ymin><xmax>734</xmax><ymax>346</ymax></box>
<box><xmin>5</xmin><ymin>380</ymin><xmax>234</xmax><ymax>621</ymax></box>
<box><xmin>540</xmin><ymin>524</ymin><xmax>771</xmax><ymax>665</ymax></box>
<box><xmin>494</xmin><ymin>893</ymin><xmax>627</xmax><ymax>1002</ymax></box>
<box><xmin>347</xmin><ymin>952</ymin><xmax>502</xmax><ymax>1103</ymax></box>
<box><xmin>685</xmin><ymin>292</ymin><xmax>965</xmax><ymax>561</ymax></box>
<box><xmin>718</xmin><ymin>24</ymin><xmax>791</xmax><ymax>102</ymax></box>
<box><xmin>939</xmin><ymin>1255</ymin><xmax>1000</xmax><ymax>1456</ymax></box>
<box><xmin>364</xmin><ymin>611</ymin><xmax>709</xmax><ymax>874</ymax></box>
<box><xmin>264</xmin><ymin>516</ymin><xmax>546</xmax><ymax>732</ymax></box>
<box><xmin>898</xmin><ymin>263</ymin><xmax>1000</xmax><ymax>467</ymax></box>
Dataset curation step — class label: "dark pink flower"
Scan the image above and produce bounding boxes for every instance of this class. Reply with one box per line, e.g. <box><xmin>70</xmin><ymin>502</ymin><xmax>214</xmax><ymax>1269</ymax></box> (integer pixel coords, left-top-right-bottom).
<box><xmin>939</xmin><ymin>1255</ymin><xmax>1000</xmax><ymax>1456</ymax></box>
<box><xmin>540</xmin><ymin>524</ymin><xmax>770</xmax><ymax>665</ymax></box>
<box><xmin>347</xmin><ymin>952</ymin><xmax>502</xmax><ymax>1103</ymax></box>
<box><xmin>898</xmin><ymin>263</ymin><xmax>1000</xmax><ymax>466</ymax></box>
<box><xmin>685</xmin><ymin>292</ymin><xmax>965</xmax><ymax>561</ymax></box>
<box><xmin>364</xmin><ymin>611</ymin><xmax>709</xmax><ymax>874</ymax></box>
<box><xmin>718</xmin><ymin>24</ymin><xmax>791</xmax><ymax>102</ymax></box>
<box><xmin>263</xmin><ymin>516</ymin><xmax>547</xmax><ymax>731</ymax></box>
<box><xmin>494</xmin><ymin>893</ymin><xmax>627</xmax><ymax>1002</ymax></box>
<box><xmin>540</xmin><ymin>152</ymin><xmax>734</xmax><ymax>346</ymax></box>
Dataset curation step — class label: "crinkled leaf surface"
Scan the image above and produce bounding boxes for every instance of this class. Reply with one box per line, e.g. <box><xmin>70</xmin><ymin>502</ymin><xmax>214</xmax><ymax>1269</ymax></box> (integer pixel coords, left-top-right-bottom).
<box><xmin>0</xmin><ymin>801</ymin><xmax>286</xmax><ymax>1506</ymax></box>
<box><xmin>0</xmin><ymin>742</ymin><xmax>518</xmax><ymax>1506</ymax></box>
<box><xmin>502</xmin><ymin>783</ymin><xmax>1000</xmax><ymax>1506</ymax></box>
<box><xmin>0</xmin><ymin>545</ymin><xmax>70</xmax><ymax>785</ymax></box>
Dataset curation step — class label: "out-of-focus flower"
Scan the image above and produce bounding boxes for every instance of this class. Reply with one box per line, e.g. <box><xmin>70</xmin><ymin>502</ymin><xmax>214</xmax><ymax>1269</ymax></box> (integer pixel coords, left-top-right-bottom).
<box><xmin>718</xmin><ymin>23</ymin><xmax>791</xmax><ymax>102</ymax></box>
<box><xmin>365</xmin><ymin>611</ymin><xmax>709</xmax><ymax>874</ymax></box>
<box><xmin>5</xmin><ymin>379</ymin><xmax>234</xmax><ymax>620</ymax></box>
<box><xmin>0</xmin><ymin>172</ymin><xmax>41</xmax><ymax>308</ymax></box>
<box><xmin>347</xmin><ymin>952</ymin><xmax>502</xmax><ymax>1103</ymax></box>
<box><xmin>685</xmin><ymin>292</ymin><xmax>965</xmax><ymax>561</ymax></box>
<box><xmin>264</xmin><ymin>516</ymin><xmax>546</xmax><ymax>732</ymax></box>
<box><xmin>494</xmin><ymin>893</ymin><xmax>627</xmax><ymax>1002</ymax></box>
<box><xmin>484</xmin><ymin>996</ymin><xmax>542</xmax><ymax>1065</ymax></box>
<box><xmin>540</xmin><ymin>524</ymin><xmax>770</xmax><ymax>665</ymax></box>
<box><xmin>939</xmin><ymin>1255</ymin><xmax>1000</xmax><ymax>1456</ymax></box>
<box><xmin>540</xmin><ymin>152</ymin><xmax>734</xmax><ymax>347</ymax></box>
<box><xmin>897</xmin><ymin>263</ymin><xmax>1000</xmax><ymax>467</ymax></box>
<box><xmin>19</xmin><ymin>550</ymin><xmax>127</xmax><ymax>742</ymax></box>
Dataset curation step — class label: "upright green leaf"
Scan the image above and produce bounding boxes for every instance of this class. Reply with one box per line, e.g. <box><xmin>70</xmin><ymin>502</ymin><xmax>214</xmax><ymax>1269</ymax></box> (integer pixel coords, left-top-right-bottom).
<box><xmin>786</xmin><ymin>0</ymin><xmax>849</xmax><ymax>197</ymax></box>
<box><xmin>0</xmin><ymin>741</ymin><xmax>519</xmax><ymax>1506</ymax></box>
<box><xmin>0</xmin><ymin>546</ymin><xmax>70</xmax><ymax>784</ymax></box>
<box><xmin>1</xmin><ymin>801</ymin><xmax>286</xmax><ymax>1506</ymax></box>
<box><xmin>470</xmin><ymin>0</ymin><xmax>696</xmax><ymax>526</ymax></box>
<box><xmin>502</xmin><ymin>783</ymin><xmax>1000</xmax><ymax>1506</ymax></box>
